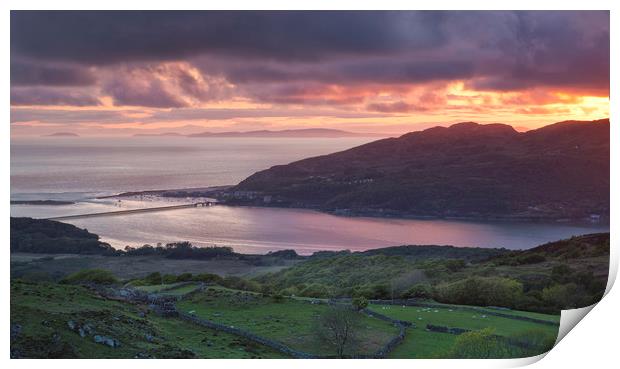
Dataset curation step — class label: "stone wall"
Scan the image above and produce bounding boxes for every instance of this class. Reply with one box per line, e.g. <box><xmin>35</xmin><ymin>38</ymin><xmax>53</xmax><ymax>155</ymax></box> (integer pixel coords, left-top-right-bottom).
<box><xmin>425</xmin><ymin>324</ymin><xmax>470</xmax><ymax>335</ymax></box>
<box><xmin>178</xmin><ymin>312</ymin><xmax>317</xmax><ymax>358</ymax></box>
<box><xmin>369</xmin><ymin>299</ymin><xmax>559</xmax><ymax>327</ymax></box>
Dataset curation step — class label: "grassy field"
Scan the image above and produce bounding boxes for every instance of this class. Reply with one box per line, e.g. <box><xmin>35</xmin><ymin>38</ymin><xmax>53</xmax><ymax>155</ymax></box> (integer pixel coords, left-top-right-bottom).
<box><xmin>11</xmin><ymin>253</ymin><xmax>297</xmax><ymax>281</ymax></box>
<box><xmin>476</xmin><ymin>307</ymin><xmax>561</xmax><ymax>324</ymax></box>
<box><xmin>391</xmin><ymin>329</ymin><xmax>458</xmax><ymax>358</ymax></box>
<box><xmin>11</xmin><ymin>279</ymin><xmax>562</xmax><ymax>359</ymax></box>
<box><xmin>133</xmin><ymin>282</ymin><xmax>202</xmax><ymax>296</ymax></box>
<box><xmin>10</xmin><ymin>281</ymin><xmax>285</xmax><ymax>358</ymax></box>
<box><xmin>367</xmin><ymin>303</ymin><xmax>559</xmax><ymax>358</ymax></box>
<box><xmin>177</xmin><ymin>287</ymin><xmax>399</xmax><ymax>356</ymax></box>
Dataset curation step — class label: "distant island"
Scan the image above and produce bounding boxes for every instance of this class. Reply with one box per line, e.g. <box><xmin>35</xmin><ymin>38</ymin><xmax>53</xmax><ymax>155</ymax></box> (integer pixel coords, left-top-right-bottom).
<box><xmin>187</xmin><ymin>128</ymin><xmax>384</xmax><ymax>138</ymax></box>
<box><xmin>11</xmin><ymin>200</ymin><xmax>75</xmax><ymax>206</ymax></box>
<box><xmin>133</xmin><ymin>132</ymin><xmax>184</xmax><ymax>137</ymax></box>
<box><xmin>217</xmin><ymin>119</ymin><xmax>609</xmax><ymax>222</ymax></box>
<box><xmin>44</xmin><ymin>132</ymin><xmax>79</xmax><ymax>137</ymax></box>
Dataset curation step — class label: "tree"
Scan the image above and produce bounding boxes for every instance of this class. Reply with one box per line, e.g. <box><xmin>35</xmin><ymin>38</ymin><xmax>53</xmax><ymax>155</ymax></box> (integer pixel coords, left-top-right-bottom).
<box><xmin>403</xmin><ymin>283</ymin><xmax>433</xmax><ymax>299</ymax></box>
<box><xmin>352</xmin><ymin>296</ymin><xmax>368</xmax><ymax>310</ymax></box>
<box><xmin>541</xmin><ymin>283</ymin><xmax>579</xmax><ymax>309</ymax></box>
<box><xmin>315</xmin><ymin>307</ymin><xmax>361</xmax><ymax>358</ymax></box>
<box><xmin>447</xmin><ymin>328</ymin><xmax>515</xmax><ymax>358</ymax></box>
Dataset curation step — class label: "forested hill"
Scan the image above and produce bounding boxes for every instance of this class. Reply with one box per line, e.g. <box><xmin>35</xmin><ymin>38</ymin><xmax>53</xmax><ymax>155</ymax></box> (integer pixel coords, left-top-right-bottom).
<box><xmin>229</xmin><ymin>119</ymin><xmax>609</xmax><ymax>221</ymax></box>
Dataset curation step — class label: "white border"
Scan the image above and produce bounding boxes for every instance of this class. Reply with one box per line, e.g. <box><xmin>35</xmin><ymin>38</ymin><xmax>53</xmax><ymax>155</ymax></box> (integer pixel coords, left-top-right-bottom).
<box><xmin>3</xmin><ymin>1</ymin><xmax>617</xmax><ymax>368</ymax></box>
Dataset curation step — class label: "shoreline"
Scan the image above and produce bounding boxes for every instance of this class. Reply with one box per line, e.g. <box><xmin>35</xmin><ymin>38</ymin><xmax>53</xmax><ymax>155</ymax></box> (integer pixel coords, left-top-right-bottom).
<box><xmin>100</xmin><ymin>186</ymin><xmax>609</xmax><ymax>227</ymax></box>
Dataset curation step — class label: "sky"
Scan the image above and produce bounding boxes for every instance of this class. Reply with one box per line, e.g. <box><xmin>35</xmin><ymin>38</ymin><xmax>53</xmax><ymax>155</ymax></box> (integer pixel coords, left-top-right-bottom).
<box><xmin>10</xmin><ymin>11</ymin><xmax>610</xmax><ymax>137</ymax></box>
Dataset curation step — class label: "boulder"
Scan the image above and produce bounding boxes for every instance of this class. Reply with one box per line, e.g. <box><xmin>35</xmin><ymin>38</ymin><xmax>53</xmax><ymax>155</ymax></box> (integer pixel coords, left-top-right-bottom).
<box><xmin>10</xmin><ymin>324</ymin><xmax>22</xmax><ymax>341</ymax></box>
<box><xmin>94</xmin><ymin>335</ymin><xmax>120</xmax><ymax>348</ymax></box>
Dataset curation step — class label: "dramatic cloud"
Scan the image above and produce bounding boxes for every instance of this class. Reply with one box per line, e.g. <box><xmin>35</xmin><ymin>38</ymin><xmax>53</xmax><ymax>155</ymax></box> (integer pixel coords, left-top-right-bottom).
<box><xmin>10</xmin><ymin>11</ymin><xmax>446</xmax><ymax>64</ymax></box>
<box><xmin>11</xmin><ymin>87</ymin><xmax>101</xmax><ymax>106</ymax></box>
<box><xmin>10</xmin><ymin>107</ymin><xmax>383</xmax><ymax>125</ymax></box>
<box><xmin>9</xmin><ymin>11</ymin><xmax>609</xmax><ymax>135</ymax></box>
<box><xmin>367</xmin><ymin>101</ymin><xmax>424</xmax><ymax>113</ymax></box>
<box><xmin>99</xmin><ymin>62</ymin><xmax>234</xmax><ymax>108</ymax></box>
<box><xmin>11</xmin><ymin>61</ymin><xmax>97</xmax><ymax>86</ymax></box>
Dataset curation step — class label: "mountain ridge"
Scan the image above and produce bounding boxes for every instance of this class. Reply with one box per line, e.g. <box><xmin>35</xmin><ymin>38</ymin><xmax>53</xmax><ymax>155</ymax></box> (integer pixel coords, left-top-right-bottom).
<box><xmin>187</xmin><ymin>128</ymin><xmax>384</xmax><ymax>138</ymax></box>
<box><xmin>223</xmin><ymin>118</ymin><xmax>609</xmax><ymax>221</ymax></box>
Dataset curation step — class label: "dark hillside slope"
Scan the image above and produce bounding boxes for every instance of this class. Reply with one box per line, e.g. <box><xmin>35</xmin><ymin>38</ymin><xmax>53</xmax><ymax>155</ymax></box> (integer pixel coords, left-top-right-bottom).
<box><xmin>10</xmin><ymin>217</ymin><xmax>115</xmax><ymax>254</ymax></box>
<box><xmin>230</xmin><ymin>119</ymin><xmax>609</xmax><ymax>220</ymax></box>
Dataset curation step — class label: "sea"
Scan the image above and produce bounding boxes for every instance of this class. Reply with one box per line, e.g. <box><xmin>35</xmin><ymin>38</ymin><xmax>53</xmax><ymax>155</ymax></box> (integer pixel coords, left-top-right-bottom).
<box><xmin>10</xmin><ymin>136</ymin><xmax>609</xmax><ymax>254</ymax></box>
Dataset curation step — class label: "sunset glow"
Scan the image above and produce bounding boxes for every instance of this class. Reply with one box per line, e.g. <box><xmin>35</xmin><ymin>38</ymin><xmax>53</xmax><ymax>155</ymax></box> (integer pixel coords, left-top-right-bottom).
<box><xmin>10</xmin><ymin>11</ymin><xmax>609</xmax><ymax>136</ymax></box>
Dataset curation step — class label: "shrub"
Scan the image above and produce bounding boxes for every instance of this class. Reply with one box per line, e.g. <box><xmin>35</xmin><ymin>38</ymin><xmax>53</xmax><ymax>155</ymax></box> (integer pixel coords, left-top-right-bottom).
<box><xmin>509</xmin><ymin>329</ymin><xmax>556</xmax><ymax>356</ymax></box>
<box><xmin>516</xmin><ymin>253</ymin><xmax>546</xmax><ymax>264</ymax></box>
<box><xmin>300</xmin><ymin>283</ymin><xmax>332</xmax><ymax>298</ymax></box>
<box><xmin>446</xmin><ymin>328</ymin><xmax>516</xmax><ymax>358</ymax></box>
<box><xmin>278</xmin><ymin>286</ymin><xmax>298</xmax><ymax>296</ymax></box>
<box><xmin>551</xmin><ymin>264</ymin><xmax>573</xmax><ymax>283</ymax></box>
<box><xmin>162</xmin><ymin>274</ymin><xmax>177</xmax><ymax>284</ymax></box>
<box><xmin>143</xmin><ymin>272</ymin><xmax>163</xmax><ymax>285</ymax></box>
<box><xmin>445</xmin><ymin>259</ymin><xmax>466</xmax><ymax>272</ymax></box>
<box><xmin>221</xmin><ymin>276</ymin><xmax>262</xmax><ymax>292</ymax></box>
<box><xmin>176</xmin><ymin>273</ymin><xmax>193</xmax><ymax>282</ymax></box>
<box><xmin>541</xmin><ymin>283</ymin><xmax>579</xmax><ymax>309</ymax></box>
<box><xmin>435</xmin><ymin>277</ymin><xmax>523</xmax><ymax>308</ymax></box>
<box><xmin>61</xmin><ymin>269</ymin><xmax>118</xmax><ymax>285</ymax></box>
<box><xmin>402</xmin><ymin>283</ymin><xmax>433</xmax><ymax>299</ymax></box>
<box><xmin>352</xmin><ymin>296</ymin><xmax>368</xmax><ymax>310</ymax></box>
<box><xmin>193</xmin><ymin>273</ymin><xmax>223</xmax><ymax>284</ymax></box>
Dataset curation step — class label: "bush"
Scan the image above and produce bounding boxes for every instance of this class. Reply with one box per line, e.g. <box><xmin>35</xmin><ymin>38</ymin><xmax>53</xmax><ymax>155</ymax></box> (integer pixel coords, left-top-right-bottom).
<box><xmin>541</xmin><ymin>283</ymin><xmax>579</xmax><ymax>309</ymax></box>
<box><xmin>509</xmin><ymin>329</ymin><xmax>556</xmax><ymax>356</ymax></box>
<box><xmin>435</xmin><ymin>277</ymin><xmax>523</xmax><ymax>308</ymax></box>
<box><xmin>221</xmin><ymin>276</ymin><xmax>262</xmax><ymax>292</ymax></box>
<box><xmin>143</xmin><ymin>272</ymin><xmax>163</xmax><ymax>285</ymax></box>
<box><xmin>300</xmin><ymin>283</ymin><xmax>333</xmax><ymax>298</ymax></box>
<box><xmin>352</xmin><ymin>296</ymin><xmax>368</xmax><ymax>310</ymax></box>
<box><xmin>551</xmin><ymin>264</ymin><xmax>573</xmax><ymax>283</ymax></box>
<box><xmin>123</xmin><ymin>242</ymin><xmax>236</xmax><ymax>259</ymax></box>
<box><xmin>61</xmin><ymin>269</ymin><xmax>118</xmax><ymax>285</ymax></box>
<box><xmin>445</xmin><ymin>259</ymin><xmax>466</xmax><ymax>272</ymax></box>
<box><xmin>516</xmin><ymin>253</ymin><xmax>546</xmax><ymax>264</ymax></box>
<box><xmin>176</xmin><ymin>273</ymin><xmax>193</xmax><ymax>282</ymax></box>
<box><xmin>162</xmin><ymin>274</ymin><xmax>177</xmax><ymax>284</ymax></box>
<box><xmin>193</xmin><ymin>273</ymin><xmax>223</xmax><ymax>284</ymax></box>
<box><xmin>446</xmin><ymin>328</ymin><xmax>516</xmax><ymax>358</ymax></box>
<box><xmin>403</xmin><ymin>283</ymin><xmax>433</xmax><ymax>299</ymax></box>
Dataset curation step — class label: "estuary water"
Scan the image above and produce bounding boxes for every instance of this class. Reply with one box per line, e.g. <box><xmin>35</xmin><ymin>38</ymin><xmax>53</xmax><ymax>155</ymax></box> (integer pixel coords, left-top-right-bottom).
<box><xmin>10</xmin><ymin>136</ymin><xmax>609</xmax><ymax>254</ymax></box>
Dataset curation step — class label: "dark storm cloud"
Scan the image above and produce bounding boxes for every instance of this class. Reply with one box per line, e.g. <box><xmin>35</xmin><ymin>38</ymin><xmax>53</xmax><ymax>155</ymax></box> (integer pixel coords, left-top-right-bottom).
<box><xmin>10</xmin><ymin>11</ymin><xmax>446</xmax><ymax>64</ymax></box>
<box><xmin>463</xmin><ymin>11</ymin><xmax>610</xmax><ymax>93</ymax></box>
<box><xmin>102</xmin><ymin>77</ymin><xmax>187</xmax><ymax>108</ymax></box>
<box><xmin>11</xmin><ymin>88</ymin><xmax>101</xmax><ymax>106</ymax></box>
<box><xmin>223</xmin><ymin>59</ymin><xmax>474</xmax><ymax>85</ymax></box>
<box><xmin>9</xmin><ymin>11</ymin><xmax>610</xmax><ymax>108</ymax></box>
<box><xmin>11</xmin><ymin>61</ymin><xmax>96</xmax><ymax>86</ymax></box>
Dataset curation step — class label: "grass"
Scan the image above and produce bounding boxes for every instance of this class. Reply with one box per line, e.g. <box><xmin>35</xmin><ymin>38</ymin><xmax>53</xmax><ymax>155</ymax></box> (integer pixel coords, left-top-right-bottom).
<box><xmin>11</xmin><ymin>253</ymin><xmax>298</xmax><ymax>281</ymax></box>
<box><xmin>10</xmin><ymin>280</ymin><xmax>561</xmax><ymax>359</ymax></box>
<box><xmin>176</xmin><ymin>287</ymin><xmax>399</xmax><ymax>356</ymax></box>
<box><xmin>391</xmin><ymin>329</ymin><xmax>458</xmax><ymax>358</ymax></box>
<box><xmin>368</xmin><ymin>304</ymin><xmax>559</xmax><ymax>336</ymax></box>
<box><xmin>367</xmin><ymin>303</ymin><xmax>559</xmax><ymax>358</ymax></box>
<box><xmin>133</xmin><ymin>282</ymin><xmax>202</xmax><ymax>296</ymax></box>
<box><xmin>10</xmin><ymin>280</ymin><xmax>285</xmax><ymax>358</ymax></box>
<box><xmin>476</xmin><ymin>307</ymin><xmax>561</xmax><ymax>324</ymax></box>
